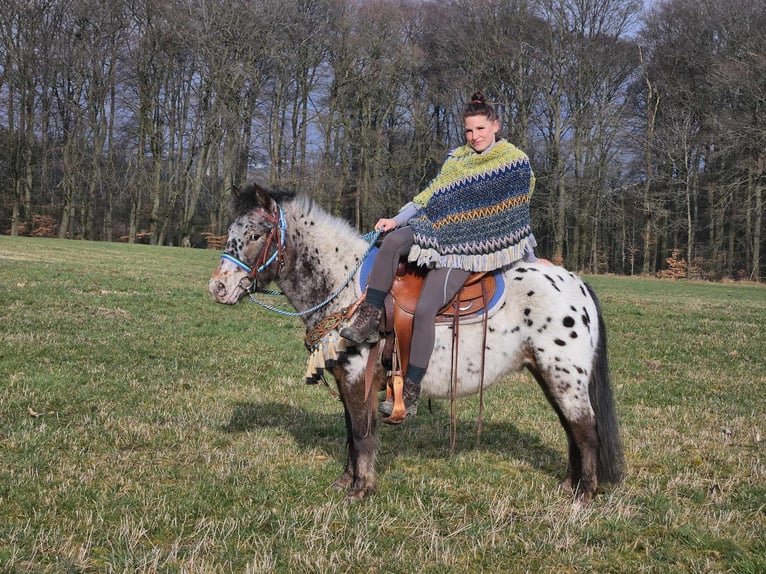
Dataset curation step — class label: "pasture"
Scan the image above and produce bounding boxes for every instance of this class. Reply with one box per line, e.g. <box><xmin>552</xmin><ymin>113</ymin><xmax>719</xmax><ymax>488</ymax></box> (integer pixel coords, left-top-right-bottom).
<box><xmin>1</xmin><ymin>236</ymin><xmax>764</xmax><ymax>573</ymax></box>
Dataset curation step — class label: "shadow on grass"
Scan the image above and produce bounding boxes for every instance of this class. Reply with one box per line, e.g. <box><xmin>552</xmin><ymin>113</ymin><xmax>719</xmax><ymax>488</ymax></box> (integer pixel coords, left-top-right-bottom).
<box><xmin>222</xmin><ymin>399</ymin><xmax>566</xmax><ymax>482</ymax></box>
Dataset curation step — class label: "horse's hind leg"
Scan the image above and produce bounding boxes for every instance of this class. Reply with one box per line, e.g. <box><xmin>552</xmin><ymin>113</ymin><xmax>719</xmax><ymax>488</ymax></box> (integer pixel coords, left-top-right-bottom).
<box><xmin>529</xmin><ymin>368</ymin><xmax>599</xmax><ymax>502</ymax></box>
<box><xmin>561</xmin><ymin>414</ymin><xmax>599</xmax><ymax>501</ymax></box>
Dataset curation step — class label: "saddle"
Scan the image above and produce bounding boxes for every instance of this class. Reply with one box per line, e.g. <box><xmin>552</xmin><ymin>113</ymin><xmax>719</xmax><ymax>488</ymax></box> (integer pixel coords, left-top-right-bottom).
<box><xmin>379</xmin><ymin>261</ymin><xmax>496</xmax><ymax>422</ymax></box>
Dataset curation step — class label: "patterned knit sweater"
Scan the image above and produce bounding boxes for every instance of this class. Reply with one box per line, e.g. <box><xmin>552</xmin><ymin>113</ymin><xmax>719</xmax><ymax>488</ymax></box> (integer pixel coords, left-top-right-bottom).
<box><xmin>407</xmin><ymin>139</ymin><xmax>536</xmax><ymax>272</ymax></box>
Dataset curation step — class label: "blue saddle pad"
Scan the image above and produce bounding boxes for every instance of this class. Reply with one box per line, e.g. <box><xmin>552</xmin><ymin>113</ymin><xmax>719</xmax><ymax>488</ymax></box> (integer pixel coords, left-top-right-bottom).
<box><xmin>358</xmin><ymin>246</ymin><xmax>505</xmax><ymax>316</ymax></box>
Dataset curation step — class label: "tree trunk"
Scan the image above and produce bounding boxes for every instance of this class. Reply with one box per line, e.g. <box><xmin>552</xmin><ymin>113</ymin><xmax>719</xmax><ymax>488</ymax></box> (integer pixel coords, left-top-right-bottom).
<box><xmin>751</xmin><ymin>164</ymin><xmax>762</xmax><ymax>282</ymax></box>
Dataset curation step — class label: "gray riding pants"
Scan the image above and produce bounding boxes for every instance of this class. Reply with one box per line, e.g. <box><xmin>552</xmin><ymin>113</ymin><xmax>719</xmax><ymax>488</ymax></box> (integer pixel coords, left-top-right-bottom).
<box><xmin>367</xmin><ymin>226</ymin><xmax>470</xmax><ymax>371</ymax></box>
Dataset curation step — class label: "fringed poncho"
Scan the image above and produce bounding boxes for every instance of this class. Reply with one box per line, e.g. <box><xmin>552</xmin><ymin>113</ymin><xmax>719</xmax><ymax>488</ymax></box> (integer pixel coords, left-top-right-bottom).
<box><xmin>407</xmin><ymin>139</ymin><xmax>536</xmax><ymax>272</ymax></box>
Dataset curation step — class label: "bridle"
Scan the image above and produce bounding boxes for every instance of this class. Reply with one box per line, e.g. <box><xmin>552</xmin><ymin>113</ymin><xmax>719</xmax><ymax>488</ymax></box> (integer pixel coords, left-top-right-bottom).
<box><xmin>219</xmin><ymin>202</ymin><xmax>382</xmax><ymax>318</ymax></box>
<box><xmin>219</xmin><ymin>204</ymin><xmax>287</xmax><ymax>294</ymax></box>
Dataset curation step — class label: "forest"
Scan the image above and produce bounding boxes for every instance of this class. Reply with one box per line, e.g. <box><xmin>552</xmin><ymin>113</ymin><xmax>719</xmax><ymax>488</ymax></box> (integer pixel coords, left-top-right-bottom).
<box><xmin>1</xmin><ymin>0</ymin><xmax>764</xmax><ymax>281</ymax></box>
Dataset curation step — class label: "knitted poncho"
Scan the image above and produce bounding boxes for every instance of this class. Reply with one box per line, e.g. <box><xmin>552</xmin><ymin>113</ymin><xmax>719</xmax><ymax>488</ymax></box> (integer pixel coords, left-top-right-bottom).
<box><xmin>407</xmin><ymin>139</ymin><xmax>536</xmax><ymax>272</ymax></box>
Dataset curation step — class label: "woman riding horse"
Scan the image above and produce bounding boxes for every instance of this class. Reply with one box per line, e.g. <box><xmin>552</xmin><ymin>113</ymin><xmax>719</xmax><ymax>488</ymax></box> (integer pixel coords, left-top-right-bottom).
<box><xmin>341</xmin><ymin>91</ymin><xmax>538</xmax><ymax>421</ymax></box>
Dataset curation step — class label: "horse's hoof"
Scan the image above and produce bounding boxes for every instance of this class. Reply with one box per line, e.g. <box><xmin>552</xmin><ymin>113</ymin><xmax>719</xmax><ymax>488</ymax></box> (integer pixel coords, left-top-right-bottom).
<box><xmin>559</xmin><ymin>477</ymin><xmax>574</xmax><ymax>493</ymax></box>
<box><xmin>345</xmin><ymin>486</ymin><xmax>375</xmax><ymax>503</ymax></box>
<box><xmin>561</xmin><ymin>477</ymin><xmax>596</xmax><ymax>504</ymax></box>
<box><xmin>332</xmin><ymin>473</ymin><xmax>353</xmax><ymax>491</ymax></box>
<box><xmin>574</xmin><ymin>487</ymin><xmax>596</xmax><ymax>505</ymax></box>
<box><xmin>572</xmin><ymin>490</ymin><xmax>595</xmax><ymax>507</ymax></box>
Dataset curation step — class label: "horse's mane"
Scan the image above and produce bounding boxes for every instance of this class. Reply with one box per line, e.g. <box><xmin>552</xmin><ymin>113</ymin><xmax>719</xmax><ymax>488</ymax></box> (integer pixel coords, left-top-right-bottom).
<box><xmin>231</xmin><ymin>182</ymin><xmax>363</xmax><ymax>243</ymax></box>
<box><xmin>231</xmin><ymin>182</ymin><xmax>295</xmax><ymax>217</ymax></box>
<box><xmin>290</xmin><ymin>195</ymin><xmax>363</xmax><ymax>245</ymax></box>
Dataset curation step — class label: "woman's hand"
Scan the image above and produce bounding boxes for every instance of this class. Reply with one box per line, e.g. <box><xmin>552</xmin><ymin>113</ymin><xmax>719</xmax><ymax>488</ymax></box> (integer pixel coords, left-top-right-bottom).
<box><xmin>374</xmin><ymin>218</ymin><xmax>397</xmax><ymax>232</ymax></box>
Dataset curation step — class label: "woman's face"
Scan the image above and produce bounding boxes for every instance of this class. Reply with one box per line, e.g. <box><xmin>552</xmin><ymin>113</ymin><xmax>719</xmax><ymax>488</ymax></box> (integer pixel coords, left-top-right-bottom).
<box><xmin>464</xmin><ymin>114</ymin><xmax>499</xmax><ymax>153</ymax></box>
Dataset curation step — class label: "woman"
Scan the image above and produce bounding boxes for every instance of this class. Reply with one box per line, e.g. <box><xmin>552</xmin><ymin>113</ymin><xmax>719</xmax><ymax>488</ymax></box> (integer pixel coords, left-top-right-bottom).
<box><xmin>341</xmin><ymin>91</ymin><xmax>537</xmax><ymax>420</ymax></box>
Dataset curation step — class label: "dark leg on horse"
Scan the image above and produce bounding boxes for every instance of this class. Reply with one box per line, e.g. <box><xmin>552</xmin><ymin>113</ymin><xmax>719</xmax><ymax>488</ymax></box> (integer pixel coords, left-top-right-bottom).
<box><xmin>529</xmin><ymin>367</ymin><xmax>599</xmax><ymax>502</ymax></box>
<box><xmin>559</xmin><ymin>431</ymin><xmax>581</xmax><ymax>494</ymax></box>
<box><xmin>565</xmin><ymin>416</ymin><xmax>599</xmax><ymax>501</ymax></box>
<box><xmin>551</xmin><ymin>410</ymin><xmax>599</xmax><ymax>501</ymax></box>
<box><xmin>332</xmin><ymin>368</ymin><xmax>378</xmax><ymax>501</ymax></box>
<box><xmin>331</xmin><ymin>405</ymin><xmax>355</xmax><ymax>492</ymax></box>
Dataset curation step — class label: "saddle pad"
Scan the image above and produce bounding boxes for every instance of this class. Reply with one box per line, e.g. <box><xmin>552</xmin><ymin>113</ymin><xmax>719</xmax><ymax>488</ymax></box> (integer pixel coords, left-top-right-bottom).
<box><xmin>358</xmin><ymin>246</ymin><xmax>506</xmax><ymax>319</ymax></box>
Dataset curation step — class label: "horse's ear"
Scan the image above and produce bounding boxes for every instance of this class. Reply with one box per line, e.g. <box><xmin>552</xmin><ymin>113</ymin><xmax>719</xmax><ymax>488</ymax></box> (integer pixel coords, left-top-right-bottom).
<box><xmin>252</xmin><ymin>183</ymin><xmax>277</xmax><ymax>212</ymax></box>
<box><xmin>230</xmin><ymin>182</ymin><xmax>275</xmax><ymax>216</ymax></box>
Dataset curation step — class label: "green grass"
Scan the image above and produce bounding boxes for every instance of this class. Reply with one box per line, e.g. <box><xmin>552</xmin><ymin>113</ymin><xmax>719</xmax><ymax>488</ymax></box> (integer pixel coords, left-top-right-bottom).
<box><xmin>1</xmin><ymin>236</ymin><xmax>764</xmax><ymax>573</ymax></box>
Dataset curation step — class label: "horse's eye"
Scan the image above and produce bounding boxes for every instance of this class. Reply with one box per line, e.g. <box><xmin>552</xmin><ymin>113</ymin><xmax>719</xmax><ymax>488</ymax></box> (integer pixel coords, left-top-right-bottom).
<box><xmin>249</xmin><ymin>232</ymin><xmax>261</xmax><ymax>242</ymax></box>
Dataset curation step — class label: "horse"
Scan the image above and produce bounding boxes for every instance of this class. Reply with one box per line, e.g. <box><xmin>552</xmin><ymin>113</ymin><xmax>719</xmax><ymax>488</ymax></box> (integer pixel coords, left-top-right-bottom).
<box><xmin>208</xmin><ymin>183</ymin><xmax>624</xmax><ymax>503</ymax></box>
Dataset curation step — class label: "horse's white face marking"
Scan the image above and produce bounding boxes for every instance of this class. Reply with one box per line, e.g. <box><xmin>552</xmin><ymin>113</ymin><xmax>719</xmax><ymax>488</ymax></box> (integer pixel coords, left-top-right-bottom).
<box><xmin>209</xmin><ymin>213</ymin><xmax>275</xmax><ymax>304</ymax></box>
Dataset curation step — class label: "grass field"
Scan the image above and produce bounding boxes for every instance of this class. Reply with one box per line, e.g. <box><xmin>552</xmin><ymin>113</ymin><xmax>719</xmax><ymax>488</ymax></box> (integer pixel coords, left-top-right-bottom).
<box><xmin>1</xmin><ymin>235</ymin><xmax>764</xmax><ymax>573</ymax></box>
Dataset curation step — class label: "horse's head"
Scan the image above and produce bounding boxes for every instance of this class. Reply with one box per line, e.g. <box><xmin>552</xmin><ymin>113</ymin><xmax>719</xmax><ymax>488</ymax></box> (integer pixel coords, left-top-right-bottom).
<box><xmin>208</xmin><ymin>183</ymin><xmax>292</xmax><ymax>304</ymax></box>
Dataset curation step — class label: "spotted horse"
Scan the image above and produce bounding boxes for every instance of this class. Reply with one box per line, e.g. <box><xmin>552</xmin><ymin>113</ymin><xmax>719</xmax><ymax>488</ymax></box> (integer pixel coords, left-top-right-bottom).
<box><xmin>208</xmin><ymin>183</ymin><xmax>624</xmax><ymax>503</ymax></box>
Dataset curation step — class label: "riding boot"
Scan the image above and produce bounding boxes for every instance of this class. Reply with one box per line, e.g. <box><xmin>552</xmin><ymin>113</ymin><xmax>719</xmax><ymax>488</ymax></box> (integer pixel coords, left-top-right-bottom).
<box><xmin>340</xmin><ymin>302</ymin><xmax>381</xmax><ymax>344</ymax></box>
<box><xmin>379</xmin><ymin>377</ymin><xmax>420</xmax><ymax>419</ymax></box>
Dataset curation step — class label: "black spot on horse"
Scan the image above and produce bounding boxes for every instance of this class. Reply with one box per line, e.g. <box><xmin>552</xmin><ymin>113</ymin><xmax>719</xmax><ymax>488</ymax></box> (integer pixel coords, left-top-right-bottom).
<box><xmin>544</xmin><ymin>274</ymin><xmax>561</xmax><ymax>292</ymax></box>
<box><xmin>570</xmin><ymin>331</ymin><xmax>578</xmax><ymax>339</ymax></box>
<box><xmin>554</xmin><ymin>338</ymin><xmax>566</xmax><ymax>346</ymax></box>
<box><xmin>524</xmin><ymin>308</ymin><xmax>531</xmax><ymax>316</ymax></box>
<box><xmin>527</xmin><ymin>290</ymin><xmax>535</xmax><ymax>297</ymax></box>
<box><xmin>563</xmin><ymin>316</ymin><xmax>575</xmax><ymax>328</ymax></box>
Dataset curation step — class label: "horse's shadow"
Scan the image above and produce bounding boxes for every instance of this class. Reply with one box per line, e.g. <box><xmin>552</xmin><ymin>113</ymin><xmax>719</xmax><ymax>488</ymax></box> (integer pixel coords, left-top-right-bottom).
<box><xmin>222</xmin><ymin>399</ymin><xmax>566</xmax><ymax>481</ymax></box>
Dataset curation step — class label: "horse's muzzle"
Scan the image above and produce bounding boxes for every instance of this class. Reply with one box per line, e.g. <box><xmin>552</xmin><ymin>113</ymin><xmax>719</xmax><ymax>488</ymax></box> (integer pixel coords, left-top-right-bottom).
<box><xmin>208</xmin><ymin>267</ymin><xmax>248</xmax><ymax>305</ymax></box>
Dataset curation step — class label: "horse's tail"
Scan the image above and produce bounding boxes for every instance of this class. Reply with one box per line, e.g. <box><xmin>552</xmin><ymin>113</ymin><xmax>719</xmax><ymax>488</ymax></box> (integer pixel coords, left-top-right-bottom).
<box><xmin>586</xmin><ymin>283</ymin><xmax>625</xmax><ymax>485</ymax></box>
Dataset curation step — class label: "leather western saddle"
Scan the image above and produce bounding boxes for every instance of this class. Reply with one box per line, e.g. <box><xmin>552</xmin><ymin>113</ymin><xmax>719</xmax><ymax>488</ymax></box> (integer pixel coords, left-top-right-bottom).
<box><xmin>379</xmin><ymin>261</ymin><xmax>497</xmax><ymax>423</ymax></box>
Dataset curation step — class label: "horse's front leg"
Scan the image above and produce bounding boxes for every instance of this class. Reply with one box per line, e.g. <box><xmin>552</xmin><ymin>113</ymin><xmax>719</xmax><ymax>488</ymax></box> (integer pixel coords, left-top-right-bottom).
<box><xmin>331</xmin><ymin>406</ymin><xmax>355</xmax><ymax>492</ymax></box>
<box><xmin>332</xmin><ymin>365</ymin><xmax>378</xmax><ymax>502</ymax></box>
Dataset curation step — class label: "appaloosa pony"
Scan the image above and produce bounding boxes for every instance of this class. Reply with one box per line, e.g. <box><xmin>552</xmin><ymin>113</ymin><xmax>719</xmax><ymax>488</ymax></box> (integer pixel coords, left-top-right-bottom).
<box><xmin>209</xmin><ymin>183</ymin><xmax>624</xmax><ymax>502</ymax></box>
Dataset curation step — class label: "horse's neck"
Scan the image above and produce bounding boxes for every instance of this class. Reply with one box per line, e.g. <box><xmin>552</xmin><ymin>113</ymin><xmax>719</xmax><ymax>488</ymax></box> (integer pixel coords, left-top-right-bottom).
<box><xmin>278</xmin><ymin>200</ymin><xmax>368</xmax><ymax>326</ymax></box>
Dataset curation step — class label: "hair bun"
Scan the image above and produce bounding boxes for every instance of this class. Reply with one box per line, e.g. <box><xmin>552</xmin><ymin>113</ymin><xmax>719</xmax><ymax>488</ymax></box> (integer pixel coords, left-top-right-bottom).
<box><xmin>469</xmin><ymin>91</ymin><xmax>486</xmax><ymax>104</ymax></box>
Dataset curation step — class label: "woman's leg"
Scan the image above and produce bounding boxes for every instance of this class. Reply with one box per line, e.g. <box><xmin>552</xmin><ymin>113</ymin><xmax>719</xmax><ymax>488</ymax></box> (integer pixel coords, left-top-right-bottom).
<box><xmin>341</xmin><ymin>227</ymin><xmax>414</xmax><ymax>344</ymax></box>
<box><xmin>407</xmin><ymin>266</ymin><xmax>471</xmax><ymax>383</ymax></box>
<box><xmin>364</xmin><ymin>227</ymin><xmax>414</xmax><ymax>306</ymax></box>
